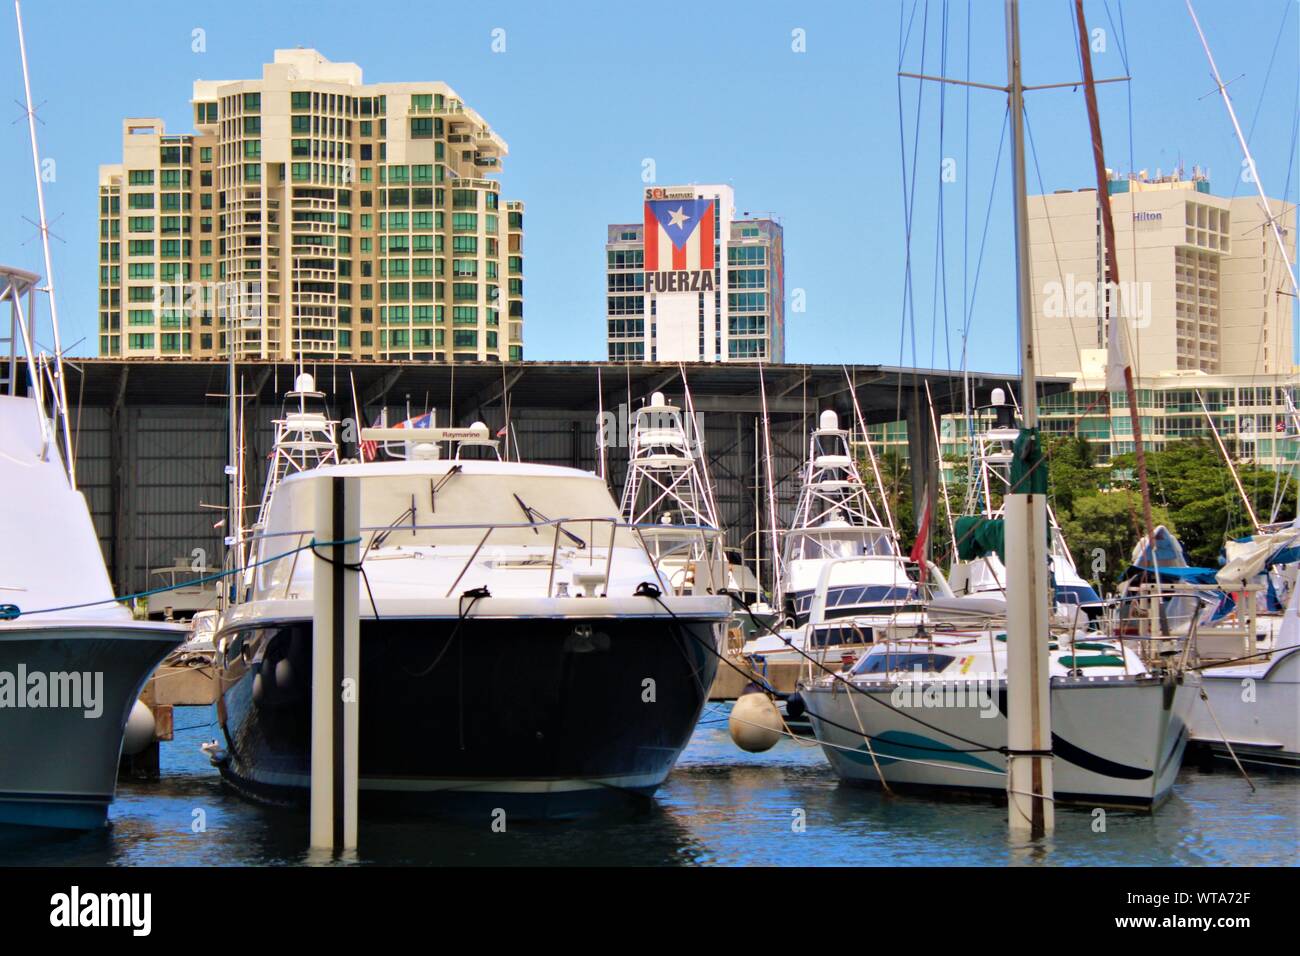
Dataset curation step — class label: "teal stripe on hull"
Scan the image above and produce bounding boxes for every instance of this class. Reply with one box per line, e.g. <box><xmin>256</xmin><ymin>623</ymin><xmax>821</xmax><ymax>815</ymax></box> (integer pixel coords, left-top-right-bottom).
<box><xmin>839</xmin><ymin>730</ymin><xmax>1002</xmax><ymax>773</ymax></box>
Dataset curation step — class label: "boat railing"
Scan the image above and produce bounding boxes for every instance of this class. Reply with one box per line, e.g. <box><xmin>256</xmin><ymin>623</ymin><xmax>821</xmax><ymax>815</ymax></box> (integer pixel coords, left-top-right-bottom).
<box><xmin>1085</xmin><ymin>587</ymin><xmax>1221</xmax><ymax>671</ymax></box>
<box><xmin>630</xmin><ymin>522</ymin><xmax>729</xmax><ymax>597</ymax></box>
<box><xmin>243</xmin><ymin>515</ymin><xmax>687</xmax><ymax>603</ymax></box>
<box><xmin>1106</xmin><ymin>581</ymin><xmax>1257</xmax><ymax>665</ymax></box>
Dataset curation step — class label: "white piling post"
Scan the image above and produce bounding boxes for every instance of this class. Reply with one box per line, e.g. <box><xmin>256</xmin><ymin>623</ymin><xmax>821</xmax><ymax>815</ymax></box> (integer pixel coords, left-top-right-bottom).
<box><xmin>310</xmin><ymin>474</ymin><xmax>360</xmax><ymax>851</ymax></box>
<box><xmin>1004</xmin><ymin>0</ymin><xmax>1054</xmax><ymax>839</ymax></box>
<box><xmin>1004</xmin><ymin>492</ymin><xmax>1054</xmax><ymax>838</ymax></box>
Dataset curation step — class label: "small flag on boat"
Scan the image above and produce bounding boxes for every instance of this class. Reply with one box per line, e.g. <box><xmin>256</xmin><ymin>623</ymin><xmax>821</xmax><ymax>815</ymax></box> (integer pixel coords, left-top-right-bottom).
<box><xmin>393</xmin><ymin>411</ymin><xmax>433</xmax><ymax>430</ymax></box>
<box><xmin>910</xmin><ymin>487</ymin><xmax>932</xmax><ymax>564</ymax></box>
<box><xmin>496</xmin><ymin>423</ymin><xmax>509</xmax><ymax>438</ymax></box>
<box><xmin>359</xmin><ymin>415</ymin><xmax>381</xmax><ymax>462</ymax></box>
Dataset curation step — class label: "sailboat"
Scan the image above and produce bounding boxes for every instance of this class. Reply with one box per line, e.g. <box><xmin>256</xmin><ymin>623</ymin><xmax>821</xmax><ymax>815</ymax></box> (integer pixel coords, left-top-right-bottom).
<box><xmin>799</xmin><ymin>0</ymin><xmax>1196</xmax><ymax>811</ymax></box>
<box><xmin>210</xmin><ymin>381</ymin><xmax>730</xmax><ymax>815</ymax></box>
<box><xmin>1189</xmin><ymin>525</ymin><xmax>1300</xmax><ymax>769</ymax></box>
<box><xmin>1121</xmin><ymin>520</ymin><xmax>1300</xmax><ymax>769</ymax></box>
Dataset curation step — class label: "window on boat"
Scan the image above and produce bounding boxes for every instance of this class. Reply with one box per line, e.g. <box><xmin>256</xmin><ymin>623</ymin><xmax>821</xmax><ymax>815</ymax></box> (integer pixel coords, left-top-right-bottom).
<box><xmin>813</xmin><ymin>433</ymin><xmax>851</xmax><ymax>459</ymax></box>
<box><xmin>793</xmin><ymin>585</ymin><xmax>915</xmax><ymax>616</ymax></box>
<box><xmin>853</xmin><ymin>652</ymin><xmax>956</xmax><ymax>675</ymax></box>
<box><xmin>810</xmin><ymin>624</ymin><xmax>873</xmax><ymax>647</ymax></box>
<box><xmin>790</xmin><ymin>530</ymin><xmax>896</xmax><ymax>561</ymax></box>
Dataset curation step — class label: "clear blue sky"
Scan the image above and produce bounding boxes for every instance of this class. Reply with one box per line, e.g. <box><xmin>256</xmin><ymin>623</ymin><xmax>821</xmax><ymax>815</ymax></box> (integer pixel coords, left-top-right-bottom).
<box><xmin>2</xmin><ymin>0</ymin><xmax>1296</xmax><ymax>372</ymax></box>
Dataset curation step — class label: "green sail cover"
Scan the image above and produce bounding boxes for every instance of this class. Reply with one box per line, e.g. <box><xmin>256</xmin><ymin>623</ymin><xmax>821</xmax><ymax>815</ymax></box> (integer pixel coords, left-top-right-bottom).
<box><xmin>954</xmin><ymin>515</ymin><xmax>1006</xmax><ymax>563</ymax></box>
<box><xmin>1010</xmin><ymin>426</ymin><xmax>1048</xmax><ymax>494</ymax></box>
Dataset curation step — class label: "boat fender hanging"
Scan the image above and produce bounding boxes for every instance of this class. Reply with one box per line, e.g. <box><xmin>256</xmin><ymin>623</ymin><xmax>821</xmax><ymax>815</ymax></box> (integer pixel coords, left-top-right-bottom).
<box><xmin>729</xmin><ymin>689</ymin><xmax>782</xmax><ymax>753</ymax></box>
<box><xmin>274</xmin><ymin>656</ymin><xmax>294</xmax><ymax>692</ymax></box>
<box><xmin>122</xmin><ymin>701</ymin><xmax>157</xmax><ymax>756</ymax></box>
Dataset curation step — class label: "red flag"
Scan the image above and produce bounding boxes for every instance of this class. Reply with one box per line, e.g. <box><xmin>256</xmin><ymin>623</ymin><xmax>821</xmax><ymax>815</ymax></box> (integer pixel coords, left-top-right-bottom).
<box><xmin>910</xmin><ymin>489</ymin><xmax>932</xmax><ymax>565</ymax></box>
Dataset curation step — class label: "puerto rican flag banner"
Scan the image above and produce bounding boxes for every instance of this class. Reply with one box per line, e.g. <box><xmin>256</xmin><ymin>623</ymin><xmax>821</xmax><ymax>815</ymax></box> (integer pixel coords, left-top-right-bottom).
<box><xmin>644</xmin><ymin>198</ymin><xmax>715</xmax><ymax>272</ymax></box>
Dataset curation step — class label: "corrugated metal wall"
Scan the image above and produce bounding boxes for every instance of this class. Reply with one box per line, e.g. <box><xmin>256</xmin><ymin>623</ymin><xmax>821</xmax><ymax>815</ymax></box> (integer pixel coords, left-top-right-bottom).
<box><xmin>83</xmin><ymin>400</ymin><xmax>812</xmax><ymax>597</ymax></box>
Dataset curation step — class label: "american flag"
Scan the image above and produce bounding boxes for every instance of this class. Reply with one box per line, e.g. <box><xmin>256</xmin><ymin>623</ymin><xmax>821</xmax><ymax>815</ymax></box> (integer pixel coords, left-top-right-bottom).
<box><xmin>643</xmin><ymin>198</ymin><xmax>714</xmax><ymax>272</ymax></box>
<box><xmin>360</xmin><ymin>416</ymin><xmax>380</xmax><ymax>462</ymax></box>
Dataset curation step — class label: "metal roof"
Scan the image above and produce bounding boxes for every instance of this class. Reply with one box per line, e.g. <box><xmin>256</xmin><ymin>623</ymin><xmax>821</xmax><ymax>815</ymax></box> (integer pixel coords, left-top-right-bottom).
<box><xmin>41</xmin><ymin>359</ymin><xmax>1069</xmax><ymax>422</ymax></box>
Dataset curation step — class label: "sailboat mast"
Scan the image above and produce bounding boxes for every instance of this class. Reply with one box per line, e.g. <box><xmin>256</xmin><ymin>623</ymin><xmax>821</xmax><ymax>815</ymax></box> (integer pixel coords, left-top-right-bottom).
<box><xmin>1004</xmin><ymin>0</ymin><xmax>1055</xmax><ymax>839</ymax></box>
<box><xmin>1073</xmin><ymin>0</ymin><xmax>1157</xmax><ymax>546</ymax></box>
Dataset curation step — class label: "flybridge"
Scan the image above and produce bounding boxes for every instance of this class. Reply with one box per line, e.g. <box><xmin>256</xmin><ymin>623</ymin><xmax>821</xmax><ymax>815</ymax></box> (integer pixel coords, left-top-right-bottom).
<box><xmin>645</xmin><ymin>270</ymin><xmax>716</xmax><ymax>293</ymax></box>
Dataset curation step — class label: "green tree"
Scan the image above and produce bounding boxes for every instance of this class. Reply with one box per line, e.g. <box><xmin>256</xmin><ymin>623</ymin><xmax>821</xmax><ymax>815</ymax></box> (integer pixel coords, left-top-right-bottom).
<box><xmin>1046</xmin><ymin>435</ymin><xmax>1099</xmax><ymax>515</ymax></box>
<box><xmin>1059</xmin><ymin>491</ymin><xmax>1174</xmax><ymax>592</ymax></box>
<box><xmin>1109</xmin><ymin>440</ymin><xmax>1296</xmax><ymax>567</ymax></box>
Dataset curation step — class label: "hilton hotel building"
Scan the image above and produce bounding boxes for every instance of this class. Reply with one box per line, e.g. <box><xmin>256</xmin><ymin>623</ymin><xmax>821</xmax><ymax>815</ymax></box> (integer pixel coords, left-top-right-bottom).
<box><xmin>1029</xmin><ymin>170</ymin><xmax>1294</xmax><ymax>378</ymax></box>
<box><xmin>606</xmin><ymin>184</ymin><xmax>785</xmax><ymax>363</ymax></box>
<box><xmin>97</xmin><ymin>49</ymin><xmax>524</xmax><ymax>363</ymax></box>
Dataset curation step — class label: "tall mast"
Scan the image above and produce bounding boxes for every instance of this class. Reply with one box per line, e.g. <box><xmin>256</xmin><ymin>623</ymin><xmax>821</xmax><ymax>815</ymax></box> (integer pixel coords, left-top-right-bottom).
<box><xmin>15</xmin><ymin>0</ymin><xmax>74</xmax><ymax>488</ymax></box>
<box><xmin>1073</xmin><ymin>0</ymin><xmax>1157</xmax><ymax>551</ymax></box>
<box><xmin>1003</xmin><ymin>0</ymin><xmax>1055</xmax><ymax>839</ymax></box>
<box><xmin>1185</xmin><ymin>0</ymin><xmax>1297</xmax><ymax>298</ymax></box>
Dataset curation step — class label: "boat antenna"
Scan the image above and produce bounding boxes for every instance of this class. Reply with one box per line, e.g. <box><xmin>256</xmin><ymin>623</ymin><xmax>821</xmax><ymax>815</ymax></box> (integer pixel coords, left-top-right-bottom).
<box><xmin>596</xmin><ymin>365</ymin><xmax>607</xmax><ymax>481</ymax></box>
<box><xmin>757</xmin><ymin>364</ymin><xmax>784</xmax><ymax>610</ymax></box>
<box><xmin>1196</xmin><ymin>389</ymin><xmax>1261</xmax><ymax>532</ymax></box>
<box><xmin>349</xmin><ymin>370</ymin><xmax>365</xmax><ymax>458</ymax></box>
<box><xmin>842</xmin><ymin>364</ymin><xmax>896</xmax><ymax>538</ymax></box>
<box><xmin>15</xmin><ymin>0</ymin><xmax>74</xmax><ymax>487</ymax></box>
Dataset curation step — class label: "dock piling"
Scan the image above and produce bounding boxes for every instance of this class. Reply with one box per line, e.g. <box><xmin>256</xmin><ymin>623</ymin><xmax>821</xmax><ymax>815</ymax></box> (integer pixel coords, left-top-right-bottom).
<box><xmin>310</xmin><ymin>475</ymin><xmax>361</xmax><ymax>851</ymax></box>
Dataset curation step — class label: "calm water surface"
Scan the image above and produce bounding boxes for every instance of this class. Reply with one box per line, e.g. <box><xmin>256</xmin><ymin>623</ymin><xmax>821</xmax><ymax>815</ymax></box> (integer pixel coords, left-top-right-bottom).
<box><xmin>5</xmin><ymin>704</ymin><xmax>1298</xmax><ymax>866</ymax></box>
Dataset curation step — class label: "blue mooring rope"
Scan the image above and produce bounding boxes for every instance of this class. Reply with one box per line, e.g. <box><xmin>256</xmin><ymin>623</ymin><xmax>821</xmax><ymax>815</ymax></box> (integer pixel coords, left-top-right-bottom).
<box><xmin>0</xmin><ymin>536</ymin><xmax>362</xmax><ymax>621</ymax></box>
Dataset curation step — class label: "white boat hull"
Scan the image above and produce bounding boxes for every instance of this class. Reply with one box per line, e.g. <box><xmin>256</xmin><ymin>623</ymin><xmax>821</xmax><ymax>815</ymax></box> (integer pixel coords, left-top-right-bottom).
<box><xmin>0</xmin><ymin>622</ymin><xmax>182</xmax><ymax>829</ymax></box>
<box><xmin>1186</xmin><ymin>647</ymin><xmax>1300</xmax><ymax>769</ymax></box>
<box><xmin>803</xmin><ymin>674</ymin><xmax>1194</xmax><ymax>808</ymax></box>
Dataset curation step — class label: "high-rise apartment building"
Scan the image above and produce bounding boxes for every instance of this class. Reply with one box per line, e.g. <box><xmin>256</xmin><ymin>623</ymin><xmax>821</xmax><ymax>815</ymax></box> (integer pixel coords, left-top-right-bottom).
<box><xmin>98</xmin><ymin>49</ymin><xmax>524</xmax><ymax>362</ymax></box>
<box><xmin>606</xmin><ymin>184</ymin><xmax>784</xmax><ymax>362</ymax></box>
<box><xmin>1029</xmin><ymin>169</ymin><xmax>1294</xmax><ymax>378</ymax></box>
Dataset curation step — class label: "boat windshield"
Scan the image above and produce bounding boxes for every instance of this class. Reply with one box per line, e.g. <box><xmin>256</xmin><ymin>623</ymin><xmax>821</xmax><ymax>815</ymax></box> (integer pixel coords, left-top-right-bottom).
<box><xmin>787</xmin><ymin>529</ymin><xmax>896</xmax><ymax>561</ymax></box>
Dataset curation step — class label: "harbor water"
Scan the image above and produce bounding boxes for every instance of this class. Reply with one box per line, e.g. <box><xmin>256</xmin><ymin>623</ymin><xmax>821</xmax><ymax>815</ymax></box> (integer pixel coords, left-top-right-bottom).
<box><xmin>4</xmin><ymin>703</ymin><xmax>1297</xmax><ymax>866</ymax></box>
